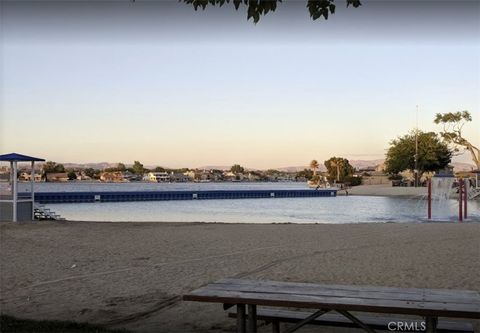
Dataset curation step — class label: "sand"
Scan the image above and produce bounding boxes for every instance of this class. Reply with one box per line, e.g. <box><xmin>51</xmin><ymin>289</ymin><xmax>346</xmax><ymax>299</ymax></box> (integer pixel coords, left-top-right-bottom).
<box><xmin>1</xmin><ymin>221</ymin><xmax>479</xmax><ymax>332</ymax></box>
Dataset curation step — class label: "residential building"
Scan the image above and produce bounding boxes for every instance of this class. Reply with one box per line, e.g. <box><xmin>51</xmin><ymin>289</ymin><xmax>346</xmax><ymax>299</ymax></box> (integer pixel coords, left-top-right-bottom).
<box><xmin>46</xmin><ymin>172</ymin><xmax>69</xmax><ymax>182</ymax></box>
<box><xmin>147</xmin><ymin>172</ymin><xmax>170</xmax><ymax>182</ymax></box>
<box><xmin>20</xmin><ymin>172</ymin><xmax>42</xmax><ymax>182</ymax></box>
<box><xmin>170</xmin><ymin>172</ymin><xmax>190</xmax><ymax>182</ymax></box>
<box><xmin>100</xmin><ymin>171</ymin><xmax>126</xmax><ymax>182</ymax></box>
<box><xmin>183</xmin><ymin>170</ymin><xmax>197</xmax><ymax>180</ymax></box>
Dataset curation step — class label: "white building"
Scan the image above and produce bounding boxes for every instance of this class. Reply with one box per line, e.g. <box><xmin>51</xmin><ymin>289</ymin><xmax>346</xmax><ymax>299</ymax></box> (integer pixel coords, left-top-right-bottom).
<box><xmin>147</xmin><ymin>172</ymin><xmax>170</xmax><ymax>182</ymax></box>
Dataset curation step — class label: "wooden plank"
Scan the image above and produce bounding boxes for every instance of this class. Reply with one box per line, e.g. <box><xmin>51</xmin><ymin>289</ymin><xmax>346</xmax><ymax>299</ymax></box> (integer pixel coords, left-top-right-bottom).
<box><xmin>183</xmin><ymin>280</ymin><xmax>480</xmax><ymax>319</ymax></box>
<box><xmin>204</xmin><ymin>285</ymin><xmax>479</xmax><ymax>310</ymax></box>
<box><xmin>185</xmin><ymin>290</ymin><xmax>480</xmax><ymax>318</ymax></box>
<box><xmin>190</xmin><ymin>279</ymin><xmax>480</xmax><ymax>306</ymax></box>
<box><xmin>214</xmin><ymin>279</ymin><xmax>480</xmax><ymax>303</ymax></box>
<box><xmin>186</xmin><ymin>286</ymin><xmax>480</xmax><ymax>311</ymax></box>
<box><xmin>228</xmin><ymin>309</ymin><xmax>475</xmax><ymax>332</ymax></box>
<box><xmin>219</xmin><ymin>279</ymin><xmax>480</xmax><ymax>297</ymax></box>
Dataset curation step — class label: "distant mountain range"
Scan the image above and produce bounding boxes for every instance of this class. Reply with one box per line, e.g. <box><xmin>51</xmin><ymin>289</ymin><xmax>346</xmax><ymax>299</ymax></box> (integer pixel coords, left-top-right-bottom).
<box><xmin>54</xmin><ymin>160</ymin><xmax>476</xmax><ymax>172</ymax></box>
<box><xmin>276</xmin><ymin>160</ymin><xmax>385</xmax><ymax>172</ymax></box>
<box><xmin>276</xmin><ymin>160</ymin><xmax>475</xmax><ymax>172</ymax></box>
<box><xmin>62</xmin><ymin>162</ymin><xmax>120</xmax><ymax>170</ymax></box>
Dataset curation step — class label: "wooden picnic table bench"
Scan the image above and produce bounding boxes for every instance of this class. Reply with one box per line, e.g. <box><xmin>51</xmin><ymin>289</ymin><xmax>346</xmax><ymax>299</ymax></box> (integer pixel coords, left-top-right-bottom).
<box><xmin>183</xmin><ymin>278</ymin><xmax>480</xmax><ymax>333</ymax></box>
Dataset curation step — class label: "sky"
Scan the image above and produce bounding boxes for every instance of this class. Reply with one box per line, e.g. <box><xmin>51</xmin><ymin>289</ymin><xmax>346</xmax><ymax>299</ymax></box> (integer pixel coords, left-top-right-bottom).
<box><xmin>1</xmin><ymin>0</ymin><xmax>479</xmax><ymax>169</ymax></box>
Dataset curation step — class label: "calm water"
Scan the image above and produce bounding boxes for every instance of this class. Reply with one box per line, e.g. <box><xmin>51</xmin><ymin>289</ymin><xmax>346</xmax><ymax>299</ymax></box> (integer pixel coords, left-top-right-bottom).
<box><xmin>30</xmin><ymin>182</ymin><xmax>480</xmax><ymax>223</ymax></box>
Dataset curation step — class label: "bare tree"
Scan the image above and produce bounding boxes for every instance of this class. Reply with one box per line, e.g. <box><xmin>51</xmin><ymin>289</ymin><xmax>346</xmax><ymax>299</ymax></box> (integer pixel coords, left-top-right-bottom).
<box><xmin>434</xmin><ymin>111</ymin><xmax>479</xmax><ymax>169</ymax></box>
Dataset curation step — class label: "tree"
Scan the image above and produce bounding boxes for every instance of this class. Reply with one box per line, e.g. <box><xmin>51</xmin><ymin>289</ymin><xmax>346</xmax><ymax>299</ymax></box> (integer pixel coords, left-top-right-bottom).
<box><xmin>324</xmin><ymin>157</ymin><xmax>354</xmax><ymax>182</ymax></box>
<box><xmin>385</xmin><ymin>131</ymin><xmax>452</xmax><ymax>178</ymax></box>
<box><xmin>105</xmin><ymin>163</ymin><xmax>127</xmax><ymax>172</ymax></box>
<box><xmin>84</xmin><ymin>168</ymin><xmax>96</xmax><ymax>178</ymax></box>
<box><xmin>434</xmin><ymin>111</ymin><xmax>479</xmax><ymax>169</ymax></box>
<box><xmin>309</xmin><ymin>159</ymin><xmax>319</xmax><ymax>175</ymax></box>
<box><xmin>42</xmin><ymin>161</ymin><xmax>65</xmax><ymax>173</ymax></box>
<box><xmin>230</xmin><ymin>164</ymin><xmax>245</xmax><ymax>174</ymax></box>
<box><xmin>155</xmin><ymin>166</ymin><xmax>166</xmax><ymax>172</ymax></box>
<box><xmin>265</xmin><ymin>169</ymin><xmax>280</xmax><ymax>175</ymax></box>
<box><xmin>42</xmin><ymin>161</ymin><xmax>65</xmax><ymax>181</ymax></box>
<box><xmin>132</xmin><ymin>161</ymin><xmax>145</xmax><ymax>175</ymax></box>
<box><xmin>296</xmin><ymin>168</ymin><xmax>313</xmax><ymax>180</ymax></box>
<box><xmin>180</xmin><ymin>0</ymin><xmax>361</xmax><ymax>23</ymax></box>
<box><xmin>67</xmin><ymin>170</ymin><xmax>77</xmax><ymax>180</ymax></box>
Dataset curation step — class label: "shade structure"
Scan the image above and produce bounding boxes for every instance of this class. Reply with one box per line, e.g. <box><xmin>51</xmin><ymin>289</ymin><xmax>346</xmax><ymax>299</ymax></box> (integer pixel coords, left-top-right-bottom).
<box><xmin>0</xmin><ymin>152</ymin><xmax>45</xmax><ymax>221</ymax></box>
<box><xmin>0</xmin><ymin>153</ymin><xmax>45</xmax><ymax>162</ymax></box>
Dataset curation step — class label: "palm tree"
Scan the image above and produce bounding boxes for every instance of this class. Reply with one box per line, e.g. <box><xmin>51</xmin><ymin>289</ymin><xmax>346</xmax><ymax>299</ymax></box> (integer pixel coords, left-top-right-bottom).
<box><xmin>329</xmin><ymin>158</ymin><xmax>343</xmax><ymax>182</ymax></box>
<box><xmin>310</xmin><ymin>160</ymin><xmax>319</xmax><ymax>176</ymax></box>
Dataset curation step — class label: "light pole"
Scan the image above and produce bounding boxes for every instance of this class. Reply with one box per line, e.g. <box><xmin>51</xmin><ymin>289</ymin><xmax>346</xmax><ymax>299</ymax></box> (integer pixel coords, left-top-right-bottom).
<box><xmin>414</xmin><ymin>105</ymin><xmax>419</xmax><ymax>188</ymax></box>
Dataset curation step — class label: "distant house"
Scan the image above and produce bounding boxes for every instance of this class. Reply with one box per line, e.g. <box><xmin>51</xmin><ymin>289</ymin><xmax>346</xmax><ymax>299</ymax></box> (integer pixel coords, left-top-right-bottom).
<box><xmin>183</xmin><ymin>170</ymin><xmax>196</xmax><ymax>180</ymax></box>
<box><xmin>361</xmin><ymin>172</ymin><xmax>390</xmax><ymax>185</ymax></box>
<box><xmin>198</xmin><ymin>170</ymin><xmax>213</xmax><ymax>182</ymax></box>
<box><xmin>375</xmin><ymin>163</ymin><xmax>386</xmax><ymax>173</ymax></box>
<box><xmin>210</xmin><ymin>170</ymin><xmax>224</xmax><ymax>182</ymax></box>
<box><xmin>247</xmin><ymin>172</ymin><xmax>261</xmax><ymax>181</ymax></box>
<box><xmin>170</xmin><ymin>172</ymin><xmax>190</xmax><ymax>182</ymax></box>
<box><xmin>123</xmin><ymin>171</ymin><xmax>141</xmax><ymax>181</ymax></box>
<box><xmin>76</xmin><ymin>171</ymin><xmax>92</xmax><ymax>181</ymax></box>
<box><xmin>277</xmin><ymin>174</ymin><xmax>296</xmax><ymax>182</ymax></box>
<box><xmin>46</xmin><ymin>172</ymin><xmax>69</xmax><ymax>182</ymax></box>
<box><xmin>20</xmin><ymin>172</ymin><xmax>42</xmax><ymax>182</ymax></box>
<box><xmin>223</xmin><ymin>171</ymin><xmax>244</xmax><ymax>181</ymax></box>
<box><xmin>147</xmin><ymin>172</ymin><xmax>170</xmax><ymax>182</ymax></box>
<box><xmin>100</xmin><ymin>171</ymin><xmax>126</xmax><ymax>182</ymax></box>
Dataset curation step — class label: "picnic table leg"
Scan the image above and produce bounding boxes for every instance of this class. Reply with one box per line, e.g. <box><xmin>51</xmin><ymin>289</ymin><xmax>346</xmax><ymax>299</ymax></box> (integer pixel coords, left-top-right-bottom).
<box><xmin>237</xmin><ymin>304</ymin><xmax>246</xmax><ymax>333</ymax></box>
<box><xmin>271</xmin><ymin>320</ymin><xmax>280</xmax><ymax>333</ymax></box>
<box><xmin>247</xmin><ymin>304</ymin><xmax>257</xmax><ymax>333</ymax></box>
<box><xmin>425</xmin><ymin>316</ymin><xmax>438</xmax><ymax>333</ymax></box>
<box><xmin>336</xmin><ymin>310</ymin><xmax>377</xmax><ymax>333</ymax></box>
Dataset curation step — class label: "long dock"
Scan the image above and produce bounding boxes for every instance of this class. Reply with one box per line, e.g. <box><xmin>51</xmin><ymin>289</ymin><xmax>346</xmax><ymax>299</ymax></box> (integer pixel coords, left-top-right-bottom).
<box><xmin>34</xmin><ymin>189</ymin><xmax>337</xmax><ymax>204</ymax></box>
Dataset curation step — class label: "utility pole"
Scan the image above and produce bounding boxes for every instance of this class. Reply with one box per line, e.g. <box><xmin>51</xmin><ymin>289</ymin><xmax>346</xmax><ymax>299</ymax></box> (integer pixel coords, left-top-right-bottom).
<box><xmin>414</xmin><ymin>105</ymin><xmax>419</xmax><ymax>188</ymax></box>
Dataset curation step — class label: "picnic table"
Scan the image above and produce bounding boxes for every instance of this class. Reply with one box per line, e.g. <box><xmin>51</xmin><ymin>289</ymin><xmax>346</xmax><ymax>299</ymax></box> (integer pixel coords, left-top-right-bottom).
<box><xmin>183</xmin><ymin>278</ymin><xmax>480</xmax><ymax>333</ymax></box>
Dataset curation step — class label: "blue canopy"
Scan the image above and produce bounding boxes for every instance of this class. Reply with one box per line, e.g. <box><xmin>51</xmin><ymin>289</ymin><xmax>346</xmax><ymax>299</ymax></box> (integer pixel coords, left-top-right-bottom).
<box><xmin>0</xmin><ymin>153</ymin><xmax>45</xmax><ymax>162</ymax></box>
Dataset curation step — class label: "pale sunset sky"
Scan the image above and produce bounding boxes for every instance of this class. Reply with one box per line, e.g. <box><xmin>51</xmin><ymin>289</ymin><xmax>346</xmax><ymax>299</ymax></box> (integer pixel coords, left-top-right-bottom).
<box><xmin>1</xmin><ymin>0</ymin><xmax>479</xmax><ymax>169</ymax></box>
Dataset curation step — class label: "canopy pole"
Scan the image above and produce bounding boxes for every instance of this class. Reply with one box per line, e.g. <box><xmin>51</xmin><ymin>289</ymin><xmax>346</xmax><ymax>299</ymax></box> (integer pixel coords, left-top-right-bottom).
<box><xmin>464</xmin><ymin>179</ymin><xmax>468</xmax><ymax>220</ymax></box>
<box><xmin>13</xmin><ymin>161</ymin><xmax>18</xmax><ymax>222</ymax></box>
<box><xmin>427</xmin><ymin>178</ymin><xmax>432</xmax><ymax>220</ymax></box>
<box><xmin>458</xmin><ymin>178</ymin><xmax>463</xmax><ymax>222</ymax></box>
<box><xmin>31</xmin><ymin>161</ymin><xmax>35</xmax><ymax>220</ymax></box>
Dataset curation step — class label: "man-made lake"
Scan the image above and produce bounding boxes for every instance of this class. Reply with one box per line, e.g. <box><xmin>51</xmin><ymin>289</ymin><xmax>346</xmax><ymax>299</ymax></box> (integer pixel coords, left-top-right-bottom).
<box><xmin>28</xmin><ymin>182</ymin><xmax>480</xmax><ymax>223</ymax></box>
<box><xmin>47</xmin><ymin>196</ymin><xmax>479</xmax><ymax>223</ymax></box>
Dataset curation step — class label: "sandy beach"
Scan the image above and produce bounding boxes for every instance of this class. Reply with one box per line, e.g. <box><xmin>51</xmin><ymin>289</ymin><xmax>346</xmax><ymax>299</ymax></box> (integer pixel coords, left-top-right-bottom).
<box><xmin>1</xmin><ymin>221</ymin><xmax>479</xmax><ymax>332</ymax></box>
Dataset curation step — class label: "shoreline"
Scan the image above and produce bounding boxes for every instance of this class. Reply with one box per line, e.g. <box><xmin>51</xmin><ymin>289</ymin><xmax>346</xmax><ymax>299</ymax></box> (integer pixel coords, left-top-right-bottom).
<box><xmin>337</xmin><ymin>184</ymin><xmax>427</xmax><ymax>197</ymax></box>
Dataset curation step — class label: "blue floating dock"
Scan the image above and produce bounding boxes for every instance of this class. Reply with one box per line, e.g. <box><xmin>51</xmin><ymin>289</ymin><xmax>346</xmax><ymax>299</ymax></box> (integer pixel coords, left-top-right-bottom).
<box><xmin>34</xmin><ymin>189</ymin><xmax>336</xmax><ymax>204</ymax></box>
